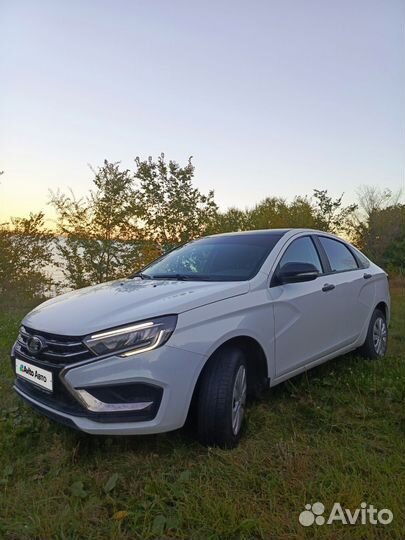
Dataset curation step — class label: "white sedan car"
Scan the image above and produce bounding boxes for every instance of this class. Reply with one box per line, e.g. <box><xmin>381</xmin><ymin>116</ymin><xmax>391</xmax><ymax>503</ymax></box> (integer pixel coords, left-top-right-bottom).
<box><xmin>12</xmin><ymin>229</ymin><xmax>389</xmax><ymax>448</ymax></box>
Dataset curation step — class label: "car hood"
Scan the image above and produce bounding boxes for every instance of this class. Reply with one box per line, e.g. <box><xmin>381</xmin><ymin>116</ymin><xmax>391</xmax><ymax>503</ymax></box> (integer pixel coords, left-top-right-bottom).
<box><xmin>23</xmin><ymin>278</ymin><xmax>250</xmax><ymax>336</ymax></box>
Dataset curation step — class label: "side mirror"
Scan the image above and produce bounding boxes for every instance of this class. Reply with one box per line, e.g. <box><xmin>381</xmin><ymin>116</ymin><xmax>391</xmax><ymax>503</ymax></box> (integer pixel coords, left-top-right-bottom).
<box><xmin>276</xmin><ymin>262</ymin><xmax>319</xmax><ymax>284</ymax></box>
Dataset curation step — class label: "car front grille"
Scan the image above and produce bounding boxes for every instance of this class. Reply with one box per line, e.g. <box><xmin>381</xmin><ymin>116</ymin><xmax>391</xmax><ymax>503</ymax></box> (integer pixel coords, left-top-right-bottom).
<box><xmin>13</xmin><ymin>328</ymin><xmax>163</xmax><ymax>424</ymax></box>
<box><xmin>16</xmin><ymin>326</ymin><xmax>94</xmax><ymax>365</ymax></box>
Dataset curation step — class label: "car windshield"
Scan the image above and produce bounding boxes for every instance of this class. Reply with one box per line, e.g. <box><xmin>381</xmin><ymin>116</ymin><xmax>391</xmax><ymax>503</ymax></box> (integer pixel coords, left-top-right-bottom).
<box><xmin>139</xmin><ymin>233</ymin><xmax>285</xmax><ymax>281</ymax></box>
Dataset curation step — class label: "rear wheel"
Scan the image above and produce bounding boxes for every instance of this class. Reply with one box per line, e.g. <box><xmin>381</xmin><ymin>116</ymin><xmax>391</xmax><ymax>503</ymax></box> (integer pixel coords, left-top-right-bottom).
<box><xmin>359</xmin><ymin>308</ymin><xmax>388</xmax><ymax>359</ymax></box>
<box><xmin>196</xmin><ymin>346</ymin><xmax>247</xmax><ymax>448</ymax></box>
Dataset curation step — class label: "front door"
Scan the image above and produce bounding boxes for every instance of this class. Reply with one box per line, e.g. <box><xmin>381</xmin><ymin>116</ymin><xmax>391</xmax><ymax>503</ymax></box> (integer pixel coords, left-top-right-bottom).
<box><xmin>270</xmin><ymin>235</ymin><xmax>345</xmax><ymax>377</ymax></box>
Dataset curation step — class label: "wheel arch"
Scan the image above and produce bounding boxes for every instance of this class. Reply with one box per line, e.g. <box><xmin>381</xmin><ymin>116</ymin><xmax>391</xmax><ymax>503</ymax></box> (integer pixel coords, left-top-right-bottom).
<box><xmin>358</xmin><ymin>299</ymin><xmax>390</xmax><ymax>350</ymax></box>
<box><xmin>375</xmin><ymin>300</ymin><xmax>388</xmax><ymax>320</ymax></box>
<box><xmin>187</xmin><ymin>335</ymin><xmax>269</xmax><ymax>423</ymax></box>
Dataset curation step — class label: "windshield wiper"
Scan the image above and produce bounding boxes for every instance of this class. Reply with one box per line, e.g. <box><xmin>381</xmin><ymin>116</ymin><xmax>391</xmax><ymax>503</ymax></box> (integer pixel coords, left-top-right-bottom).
<box><xmin>151</xmin><ymin>274</ymin><xmax>216</xmax><ymax>281</ymax></box>
<box><xmin>131</xmin><ymin>272</ymin><xmax>153</xmax><ymax>280</ymax></box>
<box><xmin>151</xmin><ymin>274</ymin><xmax>191</xmax><ymax>280</ymax></box>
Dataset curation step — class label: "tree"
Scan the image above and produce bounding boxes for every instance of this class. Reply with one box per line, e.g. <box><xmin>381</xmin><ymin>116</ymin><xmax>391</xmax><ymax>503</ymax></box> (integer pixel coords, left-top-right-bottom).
<box><xmin>133</xmin><ymin>154</ymin><xmax>218</xmax><ymax>249</ymax></box>
<box><xmin>356</xmin><ymin>185</ymin><xmax>402</xmax><ymax>218</ymax></box>
<box><xmin>312</xmin><ymin>189</ymin><xmax>357</xmax><ymax>236</ymax></box>
<box><xmin>248</xmin><ymin>196</ymin><xmax>317</xmax><ymax>230</ymax></box>
<box><xmin>0</xmin><ymin>212</ymin><xmax>54</xmax><ymax>300</ymax></box>
<box><xmin>50</xmin><ymin>161</ymin><xmax>144</xmax><ymax>288</ymax></box>
<box><xmin>49</xmin><ymin>155</ymin><xmax>218</xmax><ymax>289</ymax></box>
<box><xmin>353</xmin><ymin>186</ymin><xmax>404</xmax><ymax>272</ymax></box>
<box><xmin>213</xmin><ymin>196</ymin><xmax>318</xmax><ymax>235</ymax></box>
<box><xmin>382</xmin><ymin>206</ymin><xmax>405</xmax><ymax>271</ymax></box>
<box><xmin>211</xmin><ymin>207</ymin><xmax>250</xmax><ymax>233</ymax></box>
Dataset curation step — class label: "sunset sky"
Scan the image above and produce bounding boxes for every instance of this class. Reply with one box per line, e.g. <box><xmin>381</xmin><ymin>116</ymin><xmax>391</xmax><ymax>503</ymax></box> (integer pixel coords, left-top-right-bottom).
<box><xmin>0</xmin><ymin>0</ymin><xmax>404</xmax><ymax>225</ymax></box>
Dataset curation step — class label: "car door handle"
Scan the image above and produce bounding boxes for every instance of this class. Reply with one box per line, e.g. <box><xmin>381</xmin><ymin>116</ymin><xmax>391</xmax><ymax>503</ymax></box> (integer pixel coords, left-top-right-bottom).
<box><xmin>363</xmin><ymin>273</ymin><xmax>372</xmax><ymax>279</ymax></box>
<box><xmin>322</xmin><ymin>283</ymin><xmax>335</xmax><ymax>292</ymax></box>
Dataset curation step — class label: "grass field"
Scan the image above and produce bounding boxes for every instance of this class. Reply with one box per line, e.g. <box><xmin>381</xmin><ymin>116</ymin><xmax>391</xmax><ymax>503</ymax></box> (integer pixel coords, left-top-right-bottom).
<box><xmin>0</xmin><ymin>282</ymin><xmax>404</xmax><ymax>539</ymax></box>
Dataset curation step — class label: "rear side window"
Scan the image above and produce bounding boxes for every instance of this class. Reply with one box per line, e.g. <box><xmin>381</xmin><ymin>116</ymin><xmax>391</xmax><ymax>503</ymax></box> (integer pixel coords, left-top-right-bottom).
<box><xmin>279</xmin><ymin>236</ymin><xmax>323</xmax><ymax>273</ymax></box>
<box><xmin>319</xmin><ymin>237</ymin><xmax>358</xmax><ymax>272</ymax></box>
<box><xmin>351</xmin><ymin>246</ymin><xmax>370</xmax><ymax>269</ymax></box>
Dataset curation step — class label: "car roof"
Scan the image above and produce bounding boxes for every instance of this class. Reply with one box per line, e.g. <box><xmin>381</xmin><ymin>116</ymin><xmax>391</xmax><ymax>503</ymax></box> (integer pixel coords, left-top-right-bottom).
<box><xmin>207</xmin><ymin>228</ymin><xmax>290</xmax><ymax>237</ymax></box>
<box><xmin>201</xmin><ymin>229</ymin><xmax>353</xmax><ymax>246</ymax></box>
<box><xmin>206</xmin><ymin>228</ymin><xmax>313</xmax><ymax>238</ymax></box>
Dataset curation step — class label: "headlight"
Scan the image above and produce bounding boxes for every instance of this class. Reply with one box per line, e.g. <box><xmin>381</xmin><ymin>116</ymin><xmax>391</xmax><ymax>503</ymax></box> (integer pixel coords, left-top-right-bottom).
<box><xmin>83</xmin><ymin>315</ymin><xmax>177</xmax><ymax>357</ymax></box>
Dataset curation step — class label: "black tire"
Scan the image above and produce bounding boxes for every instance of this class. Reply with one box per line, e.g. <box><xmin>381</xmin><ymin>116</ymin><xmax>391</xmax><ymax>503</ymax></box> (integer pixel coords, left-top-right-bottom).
<box><xmin>196</xmin><ymin>346</ymin><xmax>247</xmax><ymax>449</ymax></box>
<box><xmin>359</xmin><ymin>308</ymin><xmax>388</xmax><ymax>359</ymax></box>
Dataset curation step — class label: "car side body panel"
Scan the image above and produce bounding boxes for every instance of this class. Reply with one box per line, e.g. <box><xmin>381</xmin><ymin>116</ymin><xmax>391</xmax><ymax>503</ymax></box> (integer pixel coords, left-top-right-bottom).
<box><xmin>170</xmin><ymin>277</ymin><xmax>277</xmax><ymax>380</ymax></box>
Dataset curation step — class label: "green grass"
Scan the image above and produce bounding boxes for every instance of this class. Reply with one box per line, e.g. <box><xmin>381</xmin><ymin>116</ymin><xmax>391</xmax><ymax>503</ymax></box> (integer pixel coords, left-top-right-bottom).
<box><xmin>0</xmin><ymin>284</ymin><xmax>404</xmax><ymax>539</ymax></box>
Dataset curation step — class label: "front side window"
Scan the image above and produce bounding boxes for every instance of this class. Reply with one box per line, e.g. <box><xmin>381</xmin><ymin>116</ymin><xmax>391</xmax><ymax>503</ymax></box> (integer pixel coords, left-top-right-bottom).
<box><xmin>318</xmin><ymin>237</ymin><xmax>358</xmax><ymax>272</ymax></box>
<box><xmin>141</xmin><ymin>233</ymin><xmax>285</xmax><ymax>281</ymax></box>
<box><xmin>278</xmin><ymin>236</ymin><xmax>323</xmax><ymax>273</ymax></box>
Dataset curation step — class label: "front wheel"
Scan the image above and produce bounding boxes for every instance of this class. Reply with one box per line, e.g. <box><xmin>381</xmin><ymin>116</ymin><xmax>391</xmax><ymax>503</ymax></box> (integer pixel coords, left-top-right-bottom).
<box><xmin>196</xmin><ymin>346</ymin><xmax>247</xmax><ymax>448</ymax></box>
<box><xmin>359</xmin><ymin>308</ymin><xmax>388</xmax><ymax>359</ymax></box>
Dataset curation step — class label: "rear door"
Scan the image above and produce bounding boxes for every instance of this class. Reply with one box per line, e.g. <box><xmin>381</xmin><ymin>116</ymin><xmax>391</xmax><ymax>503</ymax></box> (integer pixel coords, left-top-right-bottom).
<box><xmin>314</xmin><ymin>235</ymin><xmax>376</xmax><ymax>345</ymax></box>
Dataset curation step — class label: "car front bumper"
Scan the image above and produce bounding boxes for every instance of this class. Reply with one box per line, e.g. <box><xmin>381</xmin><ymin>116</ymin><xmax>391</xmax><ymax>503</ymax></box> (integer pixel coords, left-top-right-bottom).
<box><xmin>12</xmin><ymin>344</ymin><xmax>206</xmax><ymax>435</ymax></box>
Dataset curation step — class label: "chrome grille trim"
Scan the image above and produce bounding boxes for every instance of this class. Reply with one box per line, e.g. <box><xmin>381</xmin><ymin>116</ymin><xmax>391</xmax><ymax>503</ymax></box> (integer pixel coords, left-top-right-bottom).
<box><xmin>20</xmin><ymin>328</ymin><xmax>82</xmax><ymax>347</ymax></box>
<box><xmin>17</xmin><ymin>326</ymin><xmax>94</xmax><ymax>364</ymax></box>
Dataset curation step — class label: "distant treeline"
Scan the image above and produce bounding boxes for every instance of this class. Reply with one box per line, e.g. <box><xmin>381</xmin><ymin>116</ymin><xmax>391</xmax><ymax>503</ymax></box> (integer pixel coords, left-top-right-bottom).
<box><xmin>0</xmin><ymin>154</ymin><xmax>403</xmax><ymax>300</ymax></box>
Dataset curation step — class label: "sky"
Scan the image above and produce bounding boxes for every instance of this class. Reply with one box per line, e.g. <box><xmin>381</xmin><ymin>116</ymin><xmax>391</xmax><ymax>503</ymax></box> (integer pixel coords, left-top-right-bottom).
<box><xmin>0</xmin><ymin>0</ymin><xmax>404</xmax><ymax>224</ymax></box>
